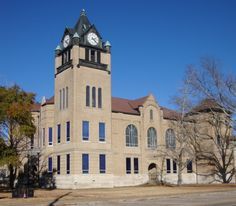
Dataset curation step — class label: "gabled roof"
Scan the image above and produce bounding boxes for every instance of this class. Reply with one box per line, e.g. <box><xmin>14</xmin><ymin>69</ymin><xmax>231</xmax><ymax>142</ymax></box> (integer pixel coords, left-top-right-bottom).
<box><xmin>112</xmin><ymin>96</ymin><xmax>148</xmax><ymax>115</ymax></box>
<box><xmin>160</xmin><ymin>106</ymin><xmax>180</xmax><ymax>120</ymax></box>
<box><xmin>31</xmin><ymin>102</ymin><xmax>41</xmax><ymax>112</ymax></box>
<box><xmin>41</xmin><ymin>96</ymin><xmax>54</xmax><ymax>106</ymax></box>
<box><xmin>190</xmin><ymin>99</ymin><xmax>224</xmax><ymax>114</ymax></box>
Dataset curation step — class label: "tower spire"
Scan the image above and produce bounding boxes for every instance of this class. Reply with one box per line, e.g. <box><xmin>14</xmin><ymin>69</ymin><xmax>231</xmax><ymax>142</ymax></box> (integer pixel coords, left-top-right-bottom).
<box><xmin>81</xmin><ymin>9</ymin><xmax>86</xmax><ymax>16</ymax></box>
<box><xmin>74</xmin><ymin>9</ymin><xmax>91</xmax><ymax>36</ymax></box>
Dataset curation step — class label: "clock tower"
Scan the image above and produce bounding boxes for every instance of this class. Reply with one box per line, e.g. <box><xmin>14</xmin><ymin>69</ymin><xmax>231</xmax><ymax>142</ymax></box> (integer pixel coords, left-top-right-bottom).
<box><xmin>53</xmin><ymin>9</ymin><xmax>113</xmax><ymax>188</ymax></box>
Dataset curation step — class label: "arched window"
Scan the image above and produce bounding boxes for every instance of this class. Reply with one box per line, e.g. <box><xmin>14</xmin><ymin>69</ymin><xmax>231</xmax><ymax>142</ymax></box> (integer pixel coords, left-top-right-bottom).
<box><xmin>92</xmin><ymin>87</ymin><xmax>96</xmax><ymax>107</ymax></box>
<box><xmin>86</xmin><ymin>86</ymin><xmax>90</xmax><ymax>106</ymax></box>
<box><xmin>165</xmin><ymin>129</ymin><xmax>176</xmax><ymax>149</ymax></box>
<box><xmin>147</xmin><ymin>127</ymin><xmax>157</xmax><ymax>148</ymax></box>
<box><xmin>126</xmin><ymin>124</ymin><xmax>138</xmax><ymax>147</ymax></box>
<box><xmin>98</xmin><ymin>88</ymin><xmax>102</xmax><ymax>108</ymax></box>
<box><xmin>62</xmin><ymin>88</ymin><xmax>65</xmax><ymax>109</ymax></box>
<box><xmin>66</xmin><ymin>86</ymin><xmax>68</xmax><ymax>108</ymax></box>
<box><xmin>150</xmin><ymin>110</ymin><xmax>153</xmax><ymax>121</ymax></box>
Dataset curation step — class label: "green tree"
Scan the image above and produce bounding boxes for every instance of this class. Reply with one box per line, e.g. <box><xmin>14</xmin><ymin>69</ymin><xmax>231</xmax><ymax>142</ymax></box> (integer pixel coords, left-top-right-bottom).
<box><xmin>0</xmin><ymin>85</ymin><xmax>35</xmax><ymax>188</ymax></box>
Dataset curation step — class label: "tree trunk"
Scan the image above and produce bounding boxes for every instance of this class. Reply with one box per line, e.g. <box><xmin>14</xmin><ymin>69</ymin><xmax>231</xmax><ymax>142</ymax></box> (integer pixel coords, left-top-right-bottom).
<box><xmin>177</xmin><ymin>153</ymin><xmax>183</xmax><ymax>185</ymax></box>
<box><xmin>9</xmin><ymin>164</ymin><xmax>16</xmax><ymax>189</ymax></box>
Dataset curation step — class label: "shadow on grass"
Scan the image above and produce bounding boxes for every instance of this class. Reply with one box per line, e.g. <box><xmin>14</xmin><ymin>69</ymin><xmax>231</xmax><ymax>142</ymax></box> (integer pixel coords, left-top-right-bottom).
<box><xmin>48</xmin><ymin>192</ymin><xmax>72</xmax><ymax>206</ymax></box>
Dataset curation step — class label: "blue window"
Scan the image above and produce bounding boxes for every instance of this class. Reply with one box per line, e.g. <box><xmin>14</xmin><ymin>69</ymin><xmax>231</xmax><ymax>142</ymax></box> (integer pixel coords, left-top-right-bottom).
<box><xmin>99</xmin><ymin>122</ymin><xmax>105</xmax><ymax>142</ymax></box>
<box><xmin>48</xmin><ymin>127</ymin><xmax>53</xmax><ymax>145</ymax></box>
<box><xmin>99</xmin><ymin>154</ymin><xmax>106</xmax><ymax>174</ymax></box>
<box><xmin>66</xmin><ymin>154</ymin><xmax>70</xmax><ymax>174</ymax></box>
<box><xmin>66</xmin><ymin>121</ymin><xmax>70</xmax><ymax>141</ymax></box>
<box><xmin>187</xmin><ymin>160</ymin><xmax>193</xmax><ymax>173</ymax></box>
<box><xmin>57</xmin><ymin>155</ymin><xmax>60</xmax><ymax>175</ymax></box>
<box><xmin>166</xmin><ymin>159</ymin><xmax>171</xmax><ymax>173</ymax></box>
<box><xmin>134</xmin><ymin>158</ymin><xmax>139</xmax><ymax>174</ymax></box>
<box><xmin>57</xmin><ymin>124</ymin><xmax>61</xmax><ymax>143</ymax></box>
<box><xmin>126</xmin><ymin>157</ymin><xmax>131</xmax><ymax>174</ymax></box>
<box><xmin>82</xmin><ymin>121</ymin><xmax>89</xmax><ymax>140</ymax></box>
<box><xmin>82</xmin><ymin>154</ymin><xmax>89</xmax><ymax>174</ymax></box>
<box><xmin>173</xmin><ymin>160</ymin><xmax>177</xmax><ymax>173</ymax></box>
<box><xmin>48</xmin><ymin>157</ymin><xmax>52</xmax><ymax>173</ymax></box>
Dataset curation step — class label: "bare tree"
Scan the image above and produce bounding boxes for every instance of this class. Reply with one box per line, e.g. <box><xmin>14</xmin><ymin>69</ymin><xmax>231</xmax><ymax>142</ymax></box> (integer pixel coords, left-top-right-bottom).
<box><xmin>185</xmin><ymin>57</ymin><xmax>236</xmax><ymax>183</ymax></box>
<box><xmin>186</xmin><ymin>57</ymin><xmax>236</xmax><ymax>116</ymax></box>
<box><xmin>161</xmin><ymin>82</ymin><xmax>197</xmax><ymax>185</ymax></box>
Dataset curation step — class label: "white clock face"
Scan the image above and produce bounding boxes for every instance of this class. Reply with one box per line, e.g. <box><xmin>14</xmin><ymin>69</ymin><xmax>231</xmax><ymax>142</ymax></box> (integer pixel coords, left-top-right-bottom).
<box><xmin>87</xmin><ymin>33</ymin><xmax>99</xmax><ymax>46</ymax></box>
<box><xmin>63</xmin><ymin>35</ymin><xmax>70</xmax><ymax>48</ymax></box>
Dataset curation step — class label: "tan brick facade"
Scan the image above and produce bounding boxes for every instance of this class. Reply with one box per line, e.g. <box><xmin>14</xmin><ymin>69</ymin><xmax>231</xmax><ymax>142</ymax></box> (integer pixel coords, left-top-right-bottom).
<box><xmin>31</xmin><ymin>11</ymin><xmax>234</xmax><ymax>188</ymax></box>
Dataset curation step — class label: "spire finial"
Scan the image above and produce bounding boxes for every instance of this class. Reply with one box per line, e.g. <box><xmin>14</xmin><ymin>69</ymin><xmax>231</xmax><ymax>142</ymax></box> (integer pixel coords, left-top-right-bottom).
<box><xmin>81</xmin><ymin>9</ymin><xmax>86</xmax><ymax>16</ymax></box>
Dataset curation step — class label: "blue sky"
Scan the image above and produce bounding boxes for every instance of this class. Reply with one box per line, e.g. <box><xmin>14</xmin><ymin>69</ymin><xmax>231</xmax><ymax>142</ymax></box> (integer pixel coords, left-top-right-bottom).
<box><xmin>0</xmin><ymin>0</ymin><xmax>236</xmax><ymax>109</ymax></box>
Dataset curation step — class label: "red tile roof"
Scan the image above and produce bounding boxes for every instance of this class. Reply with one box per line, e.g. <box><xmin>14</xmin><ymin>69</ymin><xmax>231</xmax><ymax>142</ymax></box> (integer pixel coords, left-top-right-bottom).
<box><xmin>190</xmin><ymin>99</ymin><xmax>223</xmax><ymax>113</ymax></box>
<box><xmin>112</xmin><ymin>96</ymin><xmax>180</xmax><ymax>120</ymax></box>
<box><xmin>31</xmin><ymin>102</ymin><xmax>41</xmax><ymax>112</ymax></box>
<box><xmin>112</xmin><ymin>96</ymin><xmax>148</xmax><ymax>115</ymax></box>
<box><xmin>160</xmin><ymin>106</ymin><xmax>180</xmax><ymax>120</ymax></box>
<box><xmin>32</xmin><ymin>95</ymin><xmax>179</xmax><ymax>120</ymax></box>
<box><xmin>41</xmin><ymin>96</ymin><xmax>54</xmax><ymax>106</ymax></box>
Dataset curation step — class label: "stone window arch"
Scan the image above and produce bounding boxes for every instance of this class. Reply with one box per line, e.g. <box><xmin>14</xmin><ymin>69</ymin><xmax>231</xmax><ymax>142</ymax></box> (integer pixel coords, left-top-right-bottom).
<box><xmin>126</xmin><ymin>124</ymin><xmax>138</xmax><ymax>147</ymax></box>
<box><xmin>165</xmin><ymin>129</ymin><xmax>176</xmax><ymax>149</ymax></box>
<box><xmin>147</xmin><ymin>127</ymin><xmax>157</xmax><ymax>148</ymax></box>
<box><xmin>150</xmin><ymin>109</ymin><xmax>153</xmax><ymax>121</ymax></box>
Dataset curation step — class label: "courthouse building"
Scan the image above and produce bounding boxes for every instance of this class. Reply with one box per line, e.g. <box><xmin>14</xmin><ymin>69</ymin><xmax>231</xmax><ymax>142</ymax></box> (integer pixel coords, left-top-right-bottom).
<box><xmin>31</xmin><ymin>10</ymin><xmax>227</xmax><ymax>189</ymax></box>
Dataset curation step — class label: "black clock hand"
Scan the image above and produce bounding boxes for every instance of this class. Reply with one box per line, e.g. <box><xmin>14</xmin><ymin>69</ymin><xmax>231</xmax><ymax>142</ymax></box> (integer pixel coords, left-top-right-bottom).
<box><xmin>92</xmin><ymin>37</ymin><xmax>98</xmax><ymax>43</ymax></box>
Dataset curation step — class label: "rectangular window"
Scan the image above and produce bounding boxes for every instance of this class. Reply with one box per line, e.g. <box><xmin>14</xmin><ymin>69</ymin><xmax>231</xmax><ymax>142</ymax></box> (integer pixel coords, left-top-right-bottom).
<box><xmin>48</xmin><ymin>157</ymin><xmax>52</xmax><ymax>173</ymax></box>
<box><xmin>57</xmin><ymin>124</ymin><xmax>61</xmax><ymax>143</ymax></box>
<box><xmin>66</xmin><ymin>121</ymin><xmax>70</xmax><ymax>141</ymax></box>
<box><xmin>66</xmin><ymin>154</ymin><xmax>70</xmax><ymax>174</ymax></box>
<box><xmin>134</xmin><ymin>158</ymin><xmax>139</xmax><ymax>174</ymax></box>
<box><xmin>99</xmin><ymin>122</ymin><xmax>105</xmax><ymax>142</ymax></box>
<box><xmin>82</xmin><ymin>121</ymin><xmax>89</xmax><ymax>140</ymax></box>
<box><xmin>187</xmin><ymin>160</ymin><xmax>193</xmax><ymax>173</ymax></box>
<box><xmin>57</xmin><ymin>155</ymin><xmax>60</xmax><ymax>175</ymax></box>
<box><xmin>126</xmin><ymin>157</ymin><xmax>131</xmax><ymax>174</ymax></box>
<box><xmin>90</xmin><ymin>50</ymin><xmax>96</xmax><ymax>62</ymax></box>
<box><xmin>173</xmin><ymin>160</ymin><xmax>177</xmax><ymax>173</ymax></box>
<box><xmin>99</xmin><ymin>154</ymin><xmax>106</xmax><ymax>174</ymax></box>
<box><xmin>97</xmin><ymin>51</ymin><xmax>101</xmax><ymax>63</ymax></box>
<box><xmin>166</xmin><ymin>159</ymin><xmax>171</xmax><ymax>173</ymax></box>
<box><xmin>48</xmin><ymin>127</ymin><xmax>53</xmax><ymax>146</ymax></box>
<box><xmin>62</xmin><ymin>50</ymin><xmax>71</xmax><ymax>65</ymax></box>
<box><xmin>98</xmin><ymin>88</ymin><xmax>102</xmax><ymax>108</ymax></box>
<box><xmin>82</xmin><ymin>154</ymin><xmax>89</xmax><ymax>174</ymax></box>
<box><xmin>42</xmin><ymin>128</ymin><xmax>45</xmax><ymax>146</ymax></box>
<box><xmin>85</xmin><ymin>48</ymin><xmax>89</xmax><ymax>61</ymax></box>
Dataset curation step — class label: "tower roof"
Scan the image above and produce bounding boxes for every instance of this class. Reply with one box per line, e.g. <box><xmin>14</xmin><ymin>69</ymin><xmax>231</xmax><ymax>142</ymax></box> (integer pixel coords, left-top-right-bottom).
<box><xmin>73</xmin><ymin>9</ymin><xmax>91</xmax><ymax>37</ymax></box>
